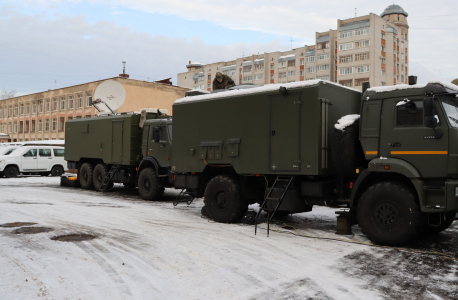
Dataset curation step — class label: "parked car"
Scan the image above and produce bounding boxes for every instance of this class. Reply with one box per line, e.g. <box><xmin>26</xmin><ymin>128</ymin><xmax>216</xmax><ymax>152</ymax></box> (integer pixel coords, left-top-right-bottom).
<box><xmin>0</xmin><ymin>146</ymin><xmax>67</xmax><ymax>178</ymax></box>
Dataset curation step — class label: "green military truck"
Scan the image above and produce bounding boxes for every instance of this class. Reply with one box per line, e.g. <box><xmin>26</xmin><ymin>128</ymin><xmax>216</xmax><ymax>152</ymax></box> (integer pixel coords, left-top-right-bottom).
<box><xmin>65</xmin><ymin>79</ymin><xmax>457</xmax><ymax>246</ymax></box>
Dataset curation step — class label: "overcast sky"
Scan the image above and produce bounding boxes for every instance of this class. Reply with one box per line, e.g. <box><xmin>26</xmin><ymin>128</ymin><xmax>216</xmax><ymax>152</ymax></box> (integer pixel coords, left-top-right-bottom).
<box><xmin>1</xmin><ymin>1</ymin><xmax>457</xmax><ymax>96</ymax></box>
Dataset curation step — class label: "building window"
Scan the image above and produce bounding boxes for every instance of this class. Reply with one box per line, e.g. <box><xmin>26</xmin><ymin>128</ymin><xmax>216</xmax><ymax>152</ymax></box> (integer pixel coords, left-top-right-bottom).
<box><xmin>14</xmin><ymin>122</ymin><xmax>17</xmax><ymax>133</ymax></box>
<box><xmin>0</xmin><ymin>124</ymin><xmax>2</xmax><ymax>132</ymax></box>
<box><xmin>8</xmin><ymin>105</ymin><xmax>12</xmax><ymax>117</ymax></box>
<box><xmin>270</xmin><ymin>64</ymin><xmax>274</xmax><ymax>70</ymax></box>
<box><xmin>255</xmin><ymin>74</ymin><xmax>263</xmax><ymax>80</ymax></box>
<box><xmin>339</xmin><ymin>67</ymin><xmax>354</xmax><ymax>75</ymax></box>
<box><xmin>306</xmin><ymin>56</ymin><xmax>315</xmax><ymax>63</ymax></box>
<box><xmin>59</xmin><ymin>118</ymin><xmax>65</xmax><ymax>131</ymax></box>
<box><xmin>317</xmin><ymin>53</ymin><xmax>330</xmax><ymax>60</ymax></box>
<box><xmin>339</xmin><ymin>55</ymin><xmax>353</xmax><ymax>63</ymax></box>
<box><xmin>85</xmin><ymin>115</ymin><xmax>91</xmax><ymax>118</ymax></box>
<box><xmin>317</xmin><ymin>64</ymin><xmax>329</xmax><ymax>72</ymax></box>
<box><xmin>401</xmin><ymin>75</ymin><xmax>405</xmax><ymax>83</ymax></box>
<box><xmin>317</xmin><ymin>75</ymin><xmax>330</xmax><ymax>80</ymax></box>
<box><xmin>288</xmin><ymin>60</ymin><xmax>296</xmax><ymax>67</ymax></box>
<box><xmin>19</xmin><ymin>121</ymin><xmax>23</xmax><ymax>133</ymax></box>
<box><xmin>300</xmin><ymin>59</ymin><xmax>304</xmax><ymax>65</ymax></box>
<box><xmin>355</xmin><ymin>27</ymin><xmax>370</xmax><ymax>36</ymax></box>
<box><xmin>300</xmin><ymin>70</ymin><xmax>304</xmax><ymax>76</ymax></box>
<box><xmin>45</xmin><ymin>119</ymin><xmax>49</xmax><ymax>132</ymax></box>
<box><xmin>255</xmin><ymin>64</ymin><xmax>264</xmax><ymax>71</ymax></box>
<box><xmin>32</xmin><ymin>102</ymin><xmax>36</xmax><ymax>114</ymax></box>
<box><xmin>288</xmin><ymin>71</ymin><xmax>295</xmax><ymax>77</ymax></box>
<box><xmin>382</xmin><ymin>45</ymin><xmax>386</xmax><ymax>52</ymax></box>
<box><xmin>381</xmin><ymin>32</ymin><xmax>386</xmax><ymax>39</ymax></box>
<box><xmin>230</xmin><ymin>70</ymin><xmax>236</xmax><ymax>76</ymax></box>
<box><xmin>8</xmin><ymin>122</ymin><xmax>12</xmax><ymax>133</ymax></box>
<box><xmin>339</xmin><ymin>80</ymin><xmax>352</xmax><ymax>87</ymax></box>
<box><xmin>77</xmin><ymin>93</ymin><xmax>83</xmax><ymax>108</ymax></box>
<box><xmin>306</xmin><ymin>67</ymin><xmax>315</xmax><ymax>73</ymax></box>
<box><xmin>270</xmin><ymin>75</ymin><xmax>274</xmax><ymax>80</ymax></box>
<box><xmin>45</xmin><ymin>99</ymin><xmax>50</xmax><ymax>112</ymax></box>
<box><xmin>382</xmin><ymin>70</ymin><xmax>386</xmax><ymax>76</ymax></box>
<box><xmin>14</xmin><ymin>104</ymin><xmax>18</xmax><ymax>116</ymax></box>
<box><xmin>317</xmin><ymin>42</ymin><xmax>329</xmax><ymax>49</ymax></box>
<box><xmin>0</xmin><ymin>107</ymin><xmax>2</xmax><ymax>118</ymax></box>
<box><xmin>52</xmin><ymin>118</ymin><xmax>57</xmax><ymax>131</ymax></box>
<box><xmin>279</xmin><ymin>72</ymin><xmax>286</xmax><ymax>78</ymax></box>
<box><xmin>60</xmin><ymin>96</ymin><xmax>65</xmax><ymax>110</ymax></box>
<box><xmin>356</xmin><ymin>65</ymin><xmax>370</xmax><ymax>73</ymax></box>
<box><xmin>24</xmin><ymin>121</ymin><xmax>28</xmax><ymax>133</ymax></box>
<box><xmin>279</xmin><ymin>61</ymin><xmax>287</xmax><ymax>68</ymax></box>
<box><xmin>306</xmin><ymin>77</ymin><xmax>315</xmax><ymax>81</ymax></box>
<box><xmin>86</xmin><ymin>92</ymin><xmax>92</xmax><ymax>107</ymax></box>
<box><xmin>20</xmin><ymin>104</ymin><xmax>24</xmax><ymax>115</ymax></box>
<box><xmin>355</xmin><ymin>40</ymin><xmax>370</xmax><ymax>48</ymax></box>
<box><xmin>207</xmin><ymin>75</ymin><xmax>211</xmax><ymax>80</ymax></box>
<box><xmin>355</xmin><ymin>52</ymin><xmax>370</xmax><ymax>61</ymax></box>
<box><xmin>68</xmin><ymin>95</ymin><xmax>74</xmax><ymax>109</ymax></box>
<box><xmin>339</xmin><ymin>30</ymin><xmax>352</xmax><ymax>39</ymax></box>
<box><xmin>26</xmin><ymin>103</ymin><xmax>29</xmax><ymax>115</ymax></box>
<box><xmin>243</xmin><ymin>66</ymin><xmax>252</xmax><ymax>72</ymax></box>
<box><xmin>381</xmin><ymin>58</ymin><xmax>386</xmax><ymax>64</ymax></box>
<box><xmin>52</xmin><ymin>97</ymin><xmax>58</xmax><ymax>111</ymax></box>
<box><xmin>243</xmin><ymin>76</ymin><xmax>252</xmax><ymax>81</ymax></box>
<box><xmin>381</xmin><ymin>82</ymin><xmax>386</xmax><ymax>86</ymax></box>
<box><xmin>31</xmin><ymin>120</ymin><xmax>35</xmax><ymax>133</ymax></box>
<box><xmin>355</xmin><ymin>78</ymin><xmax>369</xmax><ymax>86</ymax></box>
<box><xmin>339</xmin><ymin>43</ymin><xmax>353</xmax><ymax>51</ymax></box>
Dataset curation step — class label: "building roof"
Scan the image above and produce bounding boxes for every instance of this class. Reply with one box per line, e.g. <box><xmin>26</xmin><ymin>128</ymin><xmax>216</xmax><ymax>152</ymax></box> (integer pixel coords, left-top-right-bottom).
<box><xmin>381</xmin><ymin>4</ymin><xmax>408</xmax><ymax>17</ymax></box>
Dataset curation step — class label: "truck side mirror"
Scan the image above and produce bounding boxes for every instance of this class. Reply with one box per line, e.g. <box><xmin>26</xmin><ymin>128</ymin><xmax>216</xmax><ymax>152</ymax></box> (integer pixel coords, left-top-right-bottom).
<box><xmin>424</xmin><ymin>97</ymin><xmax>437</xmax><ymax>128</ymax></box>
<box><xmin>153</xmin><ymin>126</ymin><xmax>161</xmax><ymax>143</ymax></box>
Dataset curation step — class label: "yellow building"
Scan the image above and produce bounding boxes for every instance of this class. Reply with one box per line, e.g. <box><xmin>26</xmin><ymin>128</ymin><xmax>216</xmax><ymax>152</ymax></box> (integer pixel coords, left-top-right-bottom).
<box><xmin>0</xmin><ymin>76</ymin><xmax>189</xmax><ymax>142</ymax></box>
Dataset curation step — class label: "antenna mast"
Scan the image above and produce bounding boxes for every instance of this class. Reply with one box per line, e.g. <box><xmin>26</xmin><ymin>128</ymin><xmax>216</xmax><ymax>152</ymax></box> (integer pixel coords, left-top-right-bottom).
<box><xmin>122</xmin><ymin>61</ymin><xmax>126</xmax><ymax>75</ymax></box>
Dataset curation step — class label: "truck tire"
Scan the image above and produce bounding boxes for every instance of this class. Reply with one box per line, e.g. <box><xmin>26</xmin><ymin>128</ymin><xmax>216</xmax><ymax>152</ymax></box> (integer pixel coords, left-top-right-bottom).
<box><xmin>357</xmin><ymin>182</ymin><xmax>424</xmax><ymax>246</ymax></box>
<box><xmin>204</xmin><ymin>175</ymin><xmax>247</xmax><ymax>223</ymax></box>
<box><xmin>51</xmin><ymin>165</ymin><xmax>64</xmax><ymax>177</ymax></box>
<box><xmin>93</xmin><ymin>164</ymin><xmax>113</xmax><ymax>191</ymax></box>
<box><xmin>4</xmin><ymin>166</ymin><xmax>18</xmax><ymax>178</ymax></box>
<box><xmin>331</xmin><ymin>119</ymin><xmax>366</xmax><ymax>179</ymax></box>
<box><xmin>138</xmin><ymin>168</ymin><xmax>164</xmax><ymax>200</ymax></box>
<box><xmin>425</xmin><ymin>212</ymin><xmax>456</xmax><ymax>234</ymax></box>
<box><xmin>79</xmin><ymin>163</ymin><xmax>94</xmax><ymax>189</ymax></box>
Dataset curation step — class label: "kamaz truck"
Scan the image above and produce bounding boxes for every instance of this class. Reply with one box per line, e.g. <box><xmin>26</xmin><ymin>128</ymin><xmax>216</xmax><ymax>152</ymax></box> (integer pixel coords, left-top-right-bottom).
<box><xmin>65</xmin><ymin>78</ymin><xmax>458</xmax><ymax>246</ymax></box>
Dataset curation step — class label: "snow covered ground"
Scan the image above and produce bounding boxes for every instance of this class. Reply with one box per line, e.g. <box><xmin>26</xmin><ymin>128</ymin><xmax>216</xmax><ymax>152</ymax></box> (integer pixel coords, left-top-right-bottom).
<box><xmin>0</xmin><ymin>176</ymin><xmax>457</xmax><ymax>300</ymax></box>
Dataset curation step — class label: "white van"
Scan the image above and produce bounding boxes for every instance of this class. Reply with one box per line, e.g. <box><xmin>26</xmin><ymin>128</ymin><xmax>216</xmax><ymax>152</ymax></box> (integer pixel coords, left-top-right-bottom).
<box><xmin>0</xmin><ymin>146</ymin><xmax>68</xmax><ymax>178</ymax></box>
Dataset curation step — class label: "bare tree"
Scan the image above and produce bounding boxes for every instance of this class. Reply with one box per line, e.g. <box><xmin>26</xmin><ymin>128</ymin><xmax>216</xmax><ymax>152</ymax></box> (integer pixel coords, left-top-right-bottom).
<box><xmin>0</xmin><ymin>88</ymin><xmax>16</xmax><ymax>100</ymax></box>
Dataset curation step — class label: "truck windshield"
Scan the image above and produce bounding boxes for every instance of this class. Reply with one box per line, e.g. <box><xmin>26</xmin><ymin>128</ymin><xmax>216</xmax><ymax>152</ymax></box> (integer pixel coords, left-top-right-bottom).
<box><xmin>441</xmin><ymin>97</ymin><xmax>458</xmax><ymax>128</ymax></box>
<box><xmin>168</xmin><ymin>124</ymin><xmax>172</xmax><ymax>141</ymax></box>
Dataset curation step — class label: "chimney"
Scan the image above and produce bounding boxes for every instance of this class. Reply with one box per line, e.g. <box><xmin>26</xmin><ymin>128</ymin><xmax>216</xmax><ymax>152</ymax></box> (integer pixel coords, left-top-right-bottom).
<box><xmin>189</xmin><ymin>60</ymin><xmax>191</xmax><ymax>64</ymax></box>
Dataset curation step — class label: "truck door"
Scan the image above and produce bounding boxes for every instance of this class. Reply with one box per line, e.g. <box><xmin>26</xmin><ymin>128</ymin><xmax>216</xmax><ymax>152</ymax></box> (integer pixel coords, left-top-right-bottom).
<box><xmin>270</xmin><ymin>93</ymin><xmax>301</xmax><ymax>172</ymax></box>
<box><xmin>142</xmin><ymin>125</ymin><xmax>150</xmax><ymax>157</ymax></box>
<box><xmin>379</xmin><ymin>97</ymin><xmax>448</xmax><ymax>178</ymax></box>
<box><xmin>112</xmin><ymin>120</ymin><xmax>123</xmax><ymax>163</ymax></box>
<box><xmin>148</xmin><ymin>122</ymin><xmax>171</xmax><ymax>167</ymax></box>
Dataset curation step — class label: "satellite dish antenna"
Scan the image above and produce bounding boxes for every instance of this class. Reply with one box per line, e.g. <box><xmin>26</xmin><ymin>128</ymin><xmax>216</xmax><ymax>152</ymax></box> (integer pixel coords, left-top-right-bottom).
<box><xmin>93</xmin><ymin>80</ymin><xmax>126</xmax><ymax>113</ymax></box>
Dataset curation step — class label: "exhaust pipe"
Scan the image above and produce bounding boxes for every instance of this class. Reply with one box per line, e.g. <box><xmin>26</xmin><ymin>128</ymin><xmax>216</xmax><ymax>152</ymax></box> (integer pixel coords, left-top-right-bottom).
<box><xmin>408</xmin><ymin>76</ymin><xmax>417</xmax><ymax>85</ymax></box>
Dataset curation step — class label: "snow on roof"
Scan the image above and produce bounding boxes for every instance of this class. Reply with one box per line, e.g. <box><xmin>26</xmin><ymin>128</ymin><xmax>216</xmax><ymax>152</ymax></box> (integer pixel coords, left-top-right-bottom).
<box><xmin>366</xmin><ymin>80</ymin><xmax>458</xmax><ymax>94</ymax></box>
<box><xmin>429</xmin><ymin>80</ymin><xmax>458</xmax><ymax>92</ymax></box>
<box><xmin>367</xmin><ymin>83</ymin><xmax>426</xmax><ymax>93</ymax></box>
<box><xmin>189</xmin><ymin>89</ymin><xmax>210</xmax><ymax>94</ymax></box>
<box><xmin>175</xmin><ymin>80</ymin><xmax>360</xmax><ymax>104</ymax></box>
<box><xmin>254</xmin><ymin>58</ymin><xmax>264</xmax><ymax>62</ymax></box>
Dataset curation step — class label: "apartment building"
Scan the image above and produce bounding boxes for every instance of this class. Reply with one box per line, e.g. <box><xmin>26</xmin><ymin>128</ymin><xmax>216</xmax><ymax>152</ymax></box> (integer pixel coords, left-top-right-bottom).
<box><xmin>0</xmin><ymin>77</ymin><xmax>189</xmax><ymax>142</ymax></box>
<box><xmin>178</xmin><ymin>4</ymin><xmax>409</xmax><ymax>91</ymax></box>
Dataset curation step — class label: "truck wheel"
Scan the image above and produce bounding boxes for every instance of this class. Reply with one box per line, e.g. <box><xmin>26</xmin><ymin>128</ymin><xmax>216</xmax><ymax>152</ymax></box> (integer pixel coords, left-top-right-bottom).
<box><xmin>425</xmin><ymin>212</ymin><xmax>456</xmax><ymax>234</ymax></box>
<box><xmin>79</xmin><ymin>163</ymin><xmax>94</xmax><ymax>189</ymax></box>
<box><xmin>138</xmin><ymin>168</ymin><xmax>164</xmax><ymax>200</ymax></box>
<box><xmin>331</xmin><ymin>119</ymin><xmax>366</xmax><ymax>179</ymax></box>
<box><xmin>93</xmin><ymin>164</ymin><xmax>113</xmax><ymax>190</ymax></box>
<box><xmin>357</xmin><ymin>182</ymin><xmax>424</xmax><ymax>246</ymax></box>
<box><xmin>204</xmin><ymin>175</ymin><xmax>247</xmax><ymax>223</ymax></box>
<box><xmin>51</xmin><ymin>165</ymin><xmax>64</xmax><ymax>177</ymax></box>
<box><xmin>4</xmin><ymin>166</ymin><xmax>18</xmax><ymax>178</ymax></box>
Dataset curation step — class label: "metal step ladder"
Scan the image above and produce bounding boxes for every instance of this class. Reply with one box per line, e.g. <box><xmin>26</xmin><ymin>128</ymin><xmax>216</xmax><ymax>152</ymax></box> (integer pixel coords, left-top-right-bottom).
<box><xmin>255</xmin><ymin>176</ymin><xmax>294</xmax><ymax>236</ymax></box>
<box><xmin>99</xmin><ymin>165</ymin><xmax>120</xmax><ymax>191</ymax></box>
<box><xmin>173</xmin><ymin>189</ymin><xmax>196</xmax><ymax>206</ymax></box>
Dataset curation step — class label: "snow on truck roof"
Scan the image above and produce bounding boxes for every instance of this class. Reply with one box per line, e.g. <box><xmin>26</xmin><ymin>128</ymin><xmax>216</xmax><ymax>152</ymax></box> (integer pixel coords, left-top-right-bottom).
<box><xmin>175</xmin><ymin>80</ymin><xmax>360</xmax><ymax>104</ymax></box>
<box><xmin>366</xmin><ymin>80</ymin><xmax>458</xmax><ymax>94</ymax></box>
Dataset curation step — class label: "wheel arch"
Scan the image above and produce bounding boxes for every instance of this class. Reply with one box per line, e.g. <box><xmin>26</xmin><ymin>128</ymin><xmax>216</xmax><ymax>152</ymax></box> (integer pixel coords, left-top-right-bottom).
<box><xmin>350</xmin><ymin>170</ymin><xmax>421</xmax><ymax>223</ymax></box>
<box><xmin>4</xmin><ymin>164</ymin><xmax>20</xmax><ymax>172</ymax></box>
<box><xmin>138</xmin><ymin>156</ymin><xmax>160</xmax><ymax>177</ymax></box>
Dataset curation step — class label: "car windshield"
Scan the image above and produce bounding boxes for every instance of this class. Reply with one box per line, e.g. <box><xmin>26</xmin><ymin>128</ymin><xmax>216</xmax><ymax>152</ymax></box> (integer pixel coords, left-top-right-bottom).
<box><xmin>441</xmin><ymin>96</ymin><xmax>458</xmax><ymax>128</ymax></box>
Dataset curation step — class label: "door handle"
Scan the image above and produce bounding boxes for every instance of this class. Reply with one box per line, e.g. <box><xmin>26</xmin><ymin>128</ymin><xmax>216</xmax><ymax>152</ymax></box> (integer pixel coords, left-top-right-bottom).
<box><xmin>388</xmin><ymin>142</ymin><xmax>401</xmax><ymax>147</ymax></box>
<box><xmin>271</xmin><ymin>130</ymin><xmax>276</xmax><ymax>136</ymax></box>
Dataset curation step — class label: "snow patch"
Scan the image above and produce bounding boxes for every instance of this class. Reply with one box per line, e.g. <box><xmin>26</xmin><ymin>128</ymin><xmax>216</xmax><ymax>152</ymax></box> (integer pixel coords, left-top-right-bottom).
<box><xmin>189</xmin><ymin>89</ymin><xmax>210</xmax><ymax>94</ymax></box>
<box><xmin>335</xmin><ymin>114</ymin><xmax>360</xmax><ymax>131</ymax></box>
<box><xmin>367</xmin><ymin>83</ymin><xmax>426</xmax><ymax>93</ymax></box>
<box><xmin>176</xmin><ymin>80</ymin><xmax>360</xmax><ymax>104</ymax></box>
<box><xmin>379</xmin><ymin>157</ymin><xmax>388</xmax><ymax>160</ymax></box>
<box><xmin>429</xmin><ymin>79</ymin><xmax>458</xmax><ymax>92</ymax></box>
<box><xmin>396</xmin><ymin>98</ymin><xmax>411</xmax><ymax>106</ymax></box>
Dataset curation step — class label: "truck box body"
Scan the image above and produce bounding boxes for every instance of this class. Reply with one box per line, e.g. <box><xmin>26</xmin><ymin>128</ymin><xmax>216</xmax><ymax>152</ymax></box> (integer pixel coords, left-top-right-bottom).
<box><xmin>172</xmin><ymin>81</ymin><xmax>361</xmax><ymax>175</ymax></box>
<box><xmin>65</xmin><ymin>113</ymin><xmax>160</xmax><ymax>166</ymax></box>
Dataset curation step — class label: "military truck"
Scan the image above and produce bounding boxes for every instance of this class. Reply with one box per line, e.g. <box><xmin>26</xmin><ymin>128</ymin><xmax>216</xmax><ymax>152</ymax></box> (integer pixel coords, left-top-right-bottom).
<box><xmin>65</xmin><ymin>78</ymin><xmax>458</xmax><ymax>246</ymax></box>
